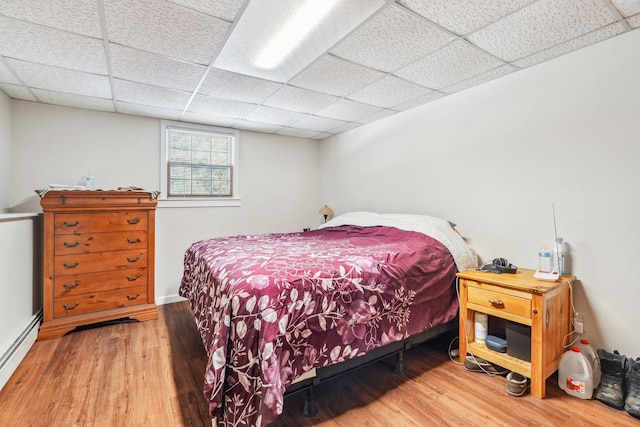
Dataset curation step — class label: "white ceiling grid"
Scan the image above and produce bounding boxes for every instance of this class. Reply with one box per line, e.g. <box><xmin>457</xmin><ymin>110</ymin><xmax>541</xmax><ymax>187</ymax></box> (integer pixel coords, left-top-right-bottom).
<box><xmin>0</xmin><ymin>0</ymin><xmax>638</xmax><ymax>140</ymax></box>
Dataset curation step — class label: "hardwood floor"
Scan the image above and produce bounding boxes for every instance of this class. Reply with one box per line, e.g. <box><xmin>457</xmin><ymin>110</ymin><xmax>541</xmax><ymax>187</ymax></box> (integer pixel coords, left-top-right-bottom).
<box><xmin>0</xmin><ymin>301</ymin><xmax>637</xmax><ymax>426</ymax></box>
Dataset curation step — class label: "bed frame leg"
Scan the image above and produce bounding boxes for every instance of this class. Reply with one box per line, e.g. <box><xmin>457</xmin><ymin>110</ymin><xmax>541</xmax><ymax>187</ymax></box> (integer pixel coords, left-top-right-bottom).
<box><xmin>303</xmin><ymin>387</ymin><xmax>318</xmax><ymax>417</ymax></box>
<box><xmin>394</xmin><ymin>351</ymin><xmax>406</xmax><ymax>375</ymax></box>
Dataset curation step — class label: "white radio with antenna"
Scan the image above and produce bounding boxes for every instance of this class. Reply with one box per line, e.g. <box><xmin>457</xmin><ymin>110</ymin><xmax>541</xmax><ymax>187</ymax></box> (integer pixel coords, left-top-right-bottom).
<box><xmin>534</xmin><ymin>204</ymin><xmax>562</xmax><ymax>282</ymax></box>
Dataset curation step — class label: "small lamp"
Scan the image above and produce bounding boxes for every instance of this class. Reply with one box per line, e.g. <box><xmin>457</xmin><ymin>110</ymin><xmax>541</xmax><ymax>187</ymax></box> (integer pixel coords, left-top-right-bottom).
<box><xmin>318</xmin><ymin>205</ymin><xmax>333</xmax><ymax>223</ymax></box>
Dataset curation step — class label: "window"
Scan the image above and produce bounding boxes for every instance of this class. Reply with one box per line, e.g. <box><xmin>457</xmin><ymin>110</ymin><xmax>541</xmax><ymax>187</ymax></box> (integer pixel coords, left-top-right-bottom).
<box><xmin>160</xmin><ymin>121</ymin><xmax>240</xmax><ymax>207</ymax></box>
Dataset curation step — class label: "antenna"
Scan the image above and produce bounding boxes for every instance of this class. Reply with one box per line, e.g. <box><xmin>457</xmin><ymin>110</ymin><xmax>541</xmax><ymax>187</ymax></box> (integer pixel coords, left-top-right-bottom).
<box><xmin>552</xmin><ymin>203</ymin><xmax>558</xmax><ymax>242</ymax></box>
<box><xmin>534</xmin><ymin>203</ymin><xmax>562</xmax><ymax>281</ymax></box>
<box><xmin>552</xmin><ymin>203</ymin><xmax>560</xmax><ymax>274</ymax></box>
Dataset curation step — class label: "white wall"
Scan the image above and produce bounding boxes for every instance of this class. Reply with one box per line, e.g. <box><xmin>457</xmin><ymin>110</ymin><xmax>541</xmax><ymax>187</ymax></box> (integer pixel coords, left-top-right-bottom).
<box><xmin>320</xmin><ymin>29</ymin><xmax>640</xmax><ymax>357</ymax></box>
<box><xmin>10</xmin><ymin>102</ymin><xmax>322</xmax><ymax>302</ymax></box>
<box><xmin>0</xmin><ymin>92</ymin><xmax>10</xmax><ymax>212</ymax></box>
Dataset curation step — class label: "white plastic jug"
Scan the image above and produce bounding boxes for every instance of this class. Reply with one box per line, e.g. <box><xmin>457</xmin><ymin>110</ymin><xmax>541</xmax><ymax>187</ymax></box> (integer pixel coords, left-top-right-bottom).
<box><xmin>576</xmin><ymin>339</ymin><xmax>601</xmax><ymax>388</ymax></box>
<box><xmin>558</xmin><ymin>347</ymin><xmax>593</xmax><ymax>399</ymax></box>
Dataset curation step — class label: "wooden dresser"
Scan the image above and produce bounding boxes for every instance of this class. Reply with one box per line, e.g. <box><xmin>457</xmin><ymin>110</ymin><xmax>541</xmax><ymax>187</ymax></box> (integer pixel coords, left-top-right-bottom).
<box><xmin>38</xmin><ymin>190</ymin><xmax>159</xmax><ymax>340</ymax></box>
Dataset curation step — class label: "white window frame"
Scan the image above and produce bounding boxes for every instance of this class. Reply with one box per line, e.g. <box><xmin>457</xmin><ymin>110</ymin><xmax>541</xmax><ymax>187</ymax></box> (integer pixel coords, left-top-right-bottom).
<box><xmin>159</xmin><ymin>120</ymin><xmax>241</xmax><ymax>208</ymax></box>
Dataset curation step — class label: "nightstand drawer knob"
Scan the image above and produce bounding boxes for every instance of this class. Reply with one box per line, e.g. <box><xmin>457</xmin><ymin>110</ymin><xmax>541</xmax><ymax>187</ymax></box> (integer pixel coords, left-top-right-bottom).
<box><xmin>127</xmin><ymin>293</ymin><xmax>141</xmax><ymax>301</ymax></box>
<box><xmin>488</xmin><ymin>298</ymin><xmax>504</xmax><ymax>307</ymax></box>
<box><xmin>63</xmin><ymin>240</ymin><xmax>81</xmax><ymax>248</ymax></box>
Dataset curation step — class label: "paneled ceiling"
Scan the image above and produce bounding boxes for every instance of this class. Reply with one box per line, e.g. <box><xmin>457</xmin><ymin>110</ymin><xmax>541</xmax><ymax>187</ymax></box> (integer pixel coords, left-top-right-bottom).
<box><xmin>0</xmin><ymin>0</ymin><xmax>638</xmax><ymax>140</ymax></box>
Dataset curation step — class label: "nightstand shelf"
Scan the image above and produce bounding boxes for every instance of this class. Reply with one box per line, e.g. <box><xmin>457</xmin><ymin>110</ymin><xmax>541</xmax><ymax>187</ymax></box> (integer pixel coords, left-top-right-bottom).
<box><xmin>457</xmin><ymin>268</ymin><xmax>575</xmax><ymax>398</ymax></box>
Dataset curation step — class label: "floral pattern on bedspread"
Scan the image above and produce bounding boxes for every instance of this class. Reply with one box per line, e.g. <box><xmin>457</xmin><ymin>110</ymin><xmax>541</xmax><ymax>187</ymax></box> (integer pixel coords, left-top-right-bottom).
<box><xmin>179</xmin><ymin>225</ymin><xmax>458</xmax><ymax>427</ymax></box>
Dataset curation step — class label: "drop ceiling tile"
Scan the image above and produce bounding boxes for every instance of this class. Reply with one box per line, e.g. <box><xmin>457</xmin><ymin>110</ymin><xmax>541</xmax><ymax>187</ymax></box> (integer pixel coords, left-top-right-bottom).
<box><xmin>0</xmin><ymin>60</ymin><xmax>21</xmax><ymax>85</ymax></box>
<box><xmin>232</xmin><ymin>120</ymin><xmax>284</xmax><ymax>134</ymax></box>
<box><xmin>289</xmin><ymin>55</ymin><xmax>384</xmax><ymax>97</ymax></box>
<box><xmin>394</xmin><ymin>40</ymin><xmax>504</xmax><ymax>89</ymax></box>
<box><xmin>329</xmin><ymin>122</ymin><xmax>362</xmax><ymax>133</ymax></box>
<box><xmin>442</xmin><ymin>64</ymin><xmax>517</xmax><ymax>94</ymax></box>
<box><xmin>114</xmin><ymin>79</ymin><xmax>192</xmax><ymax>110</ymax></box>
<box><xmin>0</xmin><ymin>0</ymin><xmax>102</xmax><ymax>37</ymax></box>
<box><xmin>8</xmin><ymin>59</ymin><xmax>112</xmax><ymax>98</ymax></box>
<box><xmin>0</xmin><ymin>82</ymin><xmax>36</xmax><ymax>101</ymax></box>
<box><xmin>315</xmin><ymin>99</ymin><xmax>383</xmax><ymax>122</ymax></box>
<box><xmin>198</xmin><ymin>68</ymin><xmax>282</xmax><ymax>103</ymax></box>
<box><xmin>311</xmin><ymin>132</ymin><xmax>335</xmax><ymax>140</ymax></box>
<box><xmin>166</xmin><ymin>0</ymin><xmax>245</xmax><ymax>22</ymax></box>
<box><xmin>291</xmin><ymin>115</ymin><xmax>350</xmax><ymax>133</ymax></box>
<box><xmin>330</xmin><ymin>4</ymin><xmax>456</xmax><ymax>73</ymax></box>
<box><xmin>276</xmin><ymin>128</ymin><xmax>321</xmax><ymax>138</ymax></box>
<box><xmin>396</xmin><ymin>0</ymin><xmax>534</xmax><ymax>36</ymax></box>
<box><xmin>243</xmin><ymin>105</ymin><xmax>308</xmax><ymax>127</ymax></box>
<box><xmin>512</xmin><ymin>22</ymin><xmax>627</xmax><ymax>68</ymax></box>
<box><xmin>611</xmin><ymin>0</ymin><xmax>640</xmax><ymax>17</ymax></box>
<box><xmin>348</xmin><ymin>75</ymin><xmax>433</xmax><ymax>108</ymax></box>
<box><xmin>263</xmin><ymin>86</ymin><xmax>340</xmax><ymax>114</ymax></box>
<box><xmin>627</xmin><ymin>14</ymin><xmax>640</xmax><ymax>28</ymax></box>
<box><xmin>110</xmin><ymin>44</ymin><xmax>206</xmax><ymax>92</ymax></box>
<box><xmin>393</xmin><ymin>92</ymin><xmax>445</xmax><ymax>111</ymax></box>
<box><xmin>104</xmin><ymin>0</ymin><xmax>229</xmax><ymax>65</ymax></box>
<box><xmin>188</xmin><ymin>94</ymin><xmax>257</xmax><ymax>119</ymax></box>
<box><xmin>467</xmin><ymin>0</ymin><xmax>618</xmax><ymax>62</ymax></box>
<box><xmin>0</xmin><ymin>17</ymin><xmax>107</xmax><ymax>74</ymax></box>
<box><xmin>357</xmin><ymin>109</ymin><xmax>398</xmax><ymax>125</ymax></box>
<box><xmin>180</xmin><ymin>112</ymin><xmax>237</xmax><ymax>128</ymax></box>
<box><xmin>33</xmin><ymin>89</ymin><xmax>115</xmax><ymax>112</ymax></box>
<box><xmin>116</xmin><ymin>101</ymin><xmax>182</xmax><ymax>120</ymax></box>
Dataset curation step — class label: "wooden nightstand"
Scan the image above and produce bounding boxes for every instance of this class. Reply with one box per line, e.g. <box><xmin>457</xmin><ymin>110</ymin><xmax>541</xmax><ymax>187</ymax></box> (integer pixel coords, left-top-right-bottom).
<box><xmin>457</xmin><ymin>268</ymin><xmax>575</xmax><ymax>398</ymax></box>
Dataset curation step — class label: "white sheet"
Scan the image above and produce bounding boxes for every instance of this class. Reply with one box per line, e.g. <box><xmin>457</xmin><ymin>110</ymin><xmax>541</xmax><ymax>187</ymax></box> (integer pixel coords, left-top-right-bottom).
<box><xmin>319</xmin><ymin>211</ymin><xmax>478</xmax><ymax>271</ymax></box>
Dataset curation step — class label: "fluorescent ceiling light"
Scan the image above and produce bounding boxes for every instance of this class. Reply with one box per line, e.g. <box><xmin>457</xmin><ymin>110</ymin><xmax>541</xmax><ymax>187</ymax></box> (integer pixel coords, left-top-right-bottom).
<box><xmin>213</xmin><ymin>0</ymin><xmax>387</xmax><ymax>83</ymax></box>
<box><xmin>255</xmin><ymin>0</ymin><xmax>341</xmax><ymax>70</ymax></box>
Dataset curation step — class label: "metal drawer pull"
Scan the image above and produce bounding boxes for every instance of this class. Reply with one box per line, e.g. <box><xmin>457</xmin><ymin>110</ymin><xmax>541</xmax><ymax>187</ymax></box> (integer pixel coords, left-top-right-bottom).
<box><xmin>63</xmin><ymin>220</ymin><xmax>80</xmax><ymax>227</ymax></box>
<box><xmin>63</xmin><ymin>281</ymin><xmax>80</xmax><ymax>290</ymax></box>
<box><xmin>127</xmin><ymin>293</ymin><xmax>141</xmax><ymax>300</ymax></box>
<box><xmin>127</xmin><ymin>218</ymin><xmax>141</xmax><ymax>225</ymax></box>
<box><xmin>127</xmin><ymin>237</ymin><xmax>141</xmax><ymax>244</ymax></box>
<box><xmin>127</xmin><ymin>255</ymin><xmax>141</xmax><ymax>263</ymax></box>
<box><xmin>63</xmin><ymin>261</ymin><xmax>80</xmax><ymax>269</ymax></box>
<box><xmin>63</xmin><ymin>240</ymin><xmax>81</xmax><ymax>248</ymax></box>
<box><xmin>127</xmin><ymin>274</ymin><xmax>142</xmax><ymax>282</ymax></box>
<box><xmin>63</xmin><ymin>302</ymin><xmax>80</xmax><ymax>311</ymax></box>
<box><xmin>488</xmin><ymin>298</ymin><xmax>504</xmax><ymax>306</ymax></box>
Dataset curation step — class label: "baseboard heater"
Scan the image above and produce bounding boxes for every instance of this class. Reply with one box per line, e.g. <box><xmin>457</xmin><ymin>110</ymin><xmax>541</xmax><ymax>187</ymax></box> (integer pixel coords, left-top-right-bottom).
<box><xmin>0</xmin><ymin>310</ymin><xmax>42</xmax><ymax>390</ymax></box>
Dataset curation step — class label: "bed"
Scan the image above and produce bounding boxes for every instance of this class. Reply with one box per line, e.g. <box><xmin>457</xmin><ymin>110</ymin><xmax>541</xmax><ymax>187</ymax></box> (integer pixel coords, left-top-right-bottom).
<box><xmin>178</xmin><ymin>212</ymin><xmax>477</xmax><ymax>427</ymax></box>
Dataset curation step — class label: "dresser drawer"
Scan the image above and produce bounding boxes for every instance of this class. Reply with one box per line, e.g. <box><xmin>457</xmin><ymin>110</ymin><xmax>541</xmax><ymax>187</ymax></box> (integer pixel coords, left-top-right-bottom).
<box><xmin>55</xmin><ymin>231</ymin><xmax>147</xmax><ymax>255</ymax></box>
<box><xmin>54</xmin><ymin>250</ymin><xmax>147</xmax><ymax>276</ymax></box>
<box><xmin>467</xmin><ymin>285</ymin><xmax>531</xmax><ymax>319</ymax></box>
<box><xmin>54</xmin><ymin>212</ymin><xmax>148</xmax><ymax>235</ymax></box>
<box><xmin>54</xmin><ymin>268</ymin><xmax>147</xmax><ymax>298</ymax></box>
<box><xmin>53</xmin><ymin>285</ymin><xmax>148</xmax><ymax>319</ymax></box>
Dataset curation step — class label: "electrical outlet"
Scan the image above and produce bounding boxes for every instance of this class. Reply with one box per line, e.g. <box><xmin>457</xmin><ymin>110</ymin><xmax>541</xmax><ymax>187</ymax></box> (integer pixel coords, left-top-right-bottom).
<box><xmin>574</xmin><ymin>313</ymin><xmax>585</xmax><ymax>334</ymax></box>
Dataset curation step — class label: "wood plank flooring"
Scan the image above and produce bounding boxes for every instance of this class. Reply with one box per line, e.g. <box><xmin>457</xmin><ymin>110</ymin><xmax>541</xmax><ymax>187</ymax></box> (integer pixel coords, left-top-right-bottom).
<box><xmin>0</xmin><ymin>301</ymin><xmax>637</xmax><ymax>426</ymax></box>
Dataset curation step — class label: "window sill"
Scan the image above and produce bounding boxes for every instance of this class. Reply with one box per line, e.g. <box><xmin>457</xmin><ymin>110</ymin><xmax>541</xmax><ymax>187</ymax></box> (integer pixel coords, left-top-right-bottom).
<box><xmin>157</xmin><ymin>198</ymin><xmax>242</xmax><ymax>208</ymax></box>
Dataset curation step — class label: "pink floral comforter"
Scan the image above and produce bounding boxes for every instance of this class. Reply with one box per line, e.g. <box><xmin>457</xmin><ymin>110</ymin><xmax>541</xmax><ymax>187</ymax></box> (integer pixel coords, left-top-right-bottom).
<box><xmin>179</xmin><ymin>225</ymin><xmax>459</xmax><ymax>426</ymax></box>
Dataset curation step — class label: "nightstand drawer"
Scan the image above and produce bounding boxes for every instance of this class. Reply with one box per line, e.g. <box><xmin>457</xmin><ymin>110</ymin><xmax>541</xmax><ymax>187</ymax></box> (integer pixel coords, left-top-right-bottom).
<box><xmin>468</xmin><ymin>286</ymin><xmax>531</xmax><ymax>319</ymax></box>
